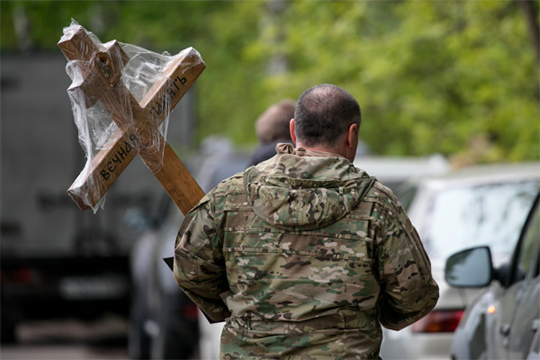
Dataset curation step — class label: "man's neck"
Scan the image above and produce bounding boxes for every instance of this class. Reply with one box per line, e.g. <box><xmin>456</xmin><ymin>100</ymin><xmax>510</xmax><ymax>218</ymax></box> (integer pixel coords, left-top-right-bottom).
<box><xmin>296</xmin><ymin>143</ymin><xmax>338</xmax><ymax>155</ymax></box>
<box><xmin>296</xmin><ymin>142</ymin><xmax>355</xmax><ymax>162</ymax></box>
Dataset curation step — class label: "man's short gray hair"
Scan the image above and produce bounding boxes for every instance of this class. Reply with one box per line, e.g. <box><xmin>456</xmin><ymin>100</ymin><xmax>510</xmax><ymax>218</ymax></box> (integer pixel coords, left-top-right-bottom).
<box><xmin>294</xmin><ymin>84</ymin><xmax>361</xmax><ymax>148</ymax></box>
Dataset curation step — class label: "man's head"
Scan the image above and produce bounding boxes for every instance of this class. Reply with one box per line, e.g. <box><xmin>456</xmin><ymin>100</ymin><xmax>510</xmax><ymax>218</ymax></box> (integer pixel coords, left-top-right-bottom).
<box><xmin>255</xmin><ymin>100</ymin><xmax>296</xmax><ymax>144</ymax></box>
<box><xmin>291</xmin><ymin>84</ymin><xmax>361</xmax><ymax>161</ymax></box>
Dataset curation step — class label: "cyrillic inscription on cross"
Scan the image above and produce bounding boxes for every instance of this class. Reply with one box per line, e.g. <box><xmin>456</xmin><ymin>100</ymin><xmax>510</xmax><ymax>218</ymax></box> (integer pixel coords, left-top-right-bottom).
<box><xmin>59</xmin><ymin>23</ymin><xmax>205</xmax><ymax>215</ymax></box>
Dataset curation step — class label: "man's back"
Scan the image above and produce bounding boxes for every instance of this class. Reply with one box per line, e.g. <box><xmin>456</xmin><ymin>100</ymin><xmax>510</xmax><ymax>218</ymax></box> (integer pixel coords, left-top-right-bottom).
<box><xmin>174</xmin><ymin>144</ymin><xmax>438</xmax><ymax>359</ymax></box>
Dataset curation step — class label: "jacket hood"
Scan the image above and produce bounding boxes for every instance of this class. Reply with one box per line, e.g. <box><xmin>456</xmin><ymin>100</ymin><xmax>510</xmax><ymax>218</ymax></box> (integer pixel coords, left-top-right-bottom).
<box><xmin>244</xmin><ymin>144</ymin><xmax>374</xmax><ymax>231</ymax></box>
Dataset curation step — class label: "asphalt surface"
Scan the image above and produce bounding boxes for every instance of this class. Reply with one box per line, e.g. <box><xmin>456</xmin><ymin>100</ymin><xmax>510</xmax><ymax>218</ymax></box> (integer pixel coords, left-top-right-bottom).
<box><xmin>0</xmin><ymin>317</ymin><xmax>129</xmax><ymax>360</ymax></box>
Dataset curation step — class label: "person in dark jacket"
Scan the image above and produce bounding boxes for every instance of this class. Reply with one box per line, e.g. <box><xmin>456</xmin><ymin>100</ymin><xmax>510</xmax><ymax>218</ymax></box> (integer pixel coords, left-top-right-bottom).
<box><xmin>247</xmin><ymin>100</ymin><xmax>296</xmax><ymax>166</ymax></box>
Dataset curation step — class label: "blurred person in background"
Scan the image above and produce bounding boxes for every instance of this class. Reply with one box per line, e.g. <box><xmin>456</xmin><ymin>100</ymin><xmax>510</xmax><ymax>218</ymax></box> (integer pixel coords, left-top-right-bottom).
<box><xmin>174</xmin><ymin>84</ymin><xmax>438</xmax><ymax>359</ymax></box>
<box><xmin>247</xmin><ymin>99</ymin><xmax>296</xmax><ymax>166</ymax></box>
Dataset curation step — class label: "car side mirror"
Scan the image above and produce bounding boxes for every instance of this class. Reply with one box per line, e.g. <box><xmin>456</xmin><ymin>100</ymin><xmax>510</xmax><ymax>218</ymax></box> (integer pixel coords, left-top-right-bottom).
<box><xmin>445</xmin><ymin>246</ymin><xmax>493</xmax><ymax>287</ymax></box>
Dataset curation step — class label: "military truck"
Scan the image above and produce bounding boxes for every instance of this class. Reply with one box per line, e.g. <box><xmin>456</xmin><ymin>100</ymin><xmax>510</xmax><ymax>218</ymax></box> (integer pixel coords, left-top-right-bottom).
<box><xmin>0</xmin><ymin>51</ymin><xmax>196</xmax><ymax>343</ymax></box>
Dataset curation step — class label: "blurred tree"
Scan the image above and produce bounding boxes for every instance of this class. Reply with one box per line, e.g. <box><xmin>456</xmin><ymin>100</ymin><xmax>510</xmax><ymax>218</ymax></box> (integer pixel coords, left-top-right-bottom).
<box><xmin>1</xmin><ymin>0</ymin><xmax>538</xmax><ymax>163</ymax></box>
<box><xmin>249</xmin><ymin>1</ymin><xmax>539</xmax><ymax>163</ymax></box>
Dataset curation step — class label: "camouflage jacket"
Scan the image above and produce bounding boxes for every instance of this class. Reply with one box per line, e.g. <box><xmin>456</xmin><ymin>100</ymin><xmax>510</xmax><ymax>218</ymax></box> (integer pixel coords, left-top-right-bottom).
<box><xmin>174</xmin><ymin>144</ymin><xmax>439</xmax><ymax>360</ymax></box>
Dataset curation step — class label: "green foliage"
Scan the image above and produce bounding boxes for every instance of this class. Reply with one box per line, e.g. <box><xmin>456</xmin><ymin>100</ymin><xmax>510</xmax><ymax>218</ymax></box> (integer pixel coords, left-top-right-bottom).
<box><xmin>2</xmin><ymin>1</ymin><xmax>538</xmax><ymax>163</ymax></box>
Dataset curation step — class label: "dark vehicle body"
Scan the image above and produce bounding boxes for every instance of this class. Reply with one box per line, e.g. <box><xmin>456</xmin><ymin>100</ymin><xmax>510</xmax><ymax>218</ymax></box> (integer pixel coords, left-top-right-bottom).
<box><xmin>128</xmin><ymin>136</ymin><xmax>250</xmax><ymax>359</ymax></box>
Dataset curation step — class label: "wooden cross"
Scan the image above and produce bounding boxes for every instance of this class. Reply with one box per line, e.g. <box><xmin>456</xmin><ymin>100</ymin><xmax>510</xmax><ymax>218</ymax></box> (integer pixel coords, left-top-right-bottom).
<box><xmin>59</xmin><ymin>24</ymin><xmax>205</xmax><ymax>214</ymax></box>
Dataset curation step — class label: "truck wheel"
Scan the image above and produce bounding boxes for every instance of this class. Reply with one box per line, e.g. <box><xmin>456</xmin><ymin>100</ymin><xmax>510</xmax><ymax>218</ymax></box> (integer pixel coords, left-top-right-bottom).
<box><xmin>0</xmin><ymin>310</ymin><xmax>17</xmax><ymax>344</ymax></box>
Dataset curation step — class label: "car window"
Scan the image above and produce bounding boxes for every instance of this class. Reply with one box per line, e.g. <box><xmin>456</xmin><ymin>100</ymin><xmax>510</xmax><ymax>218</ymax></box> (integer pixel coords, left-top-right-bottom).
<box><xmin>513</xmin><ymin>202</ymin><xmax>540</xmax><ymax>283</ymax></box>
<box><xmin>421</xmin><ymin>180</ymin><xmax>539</xmax><ymax>264</ymax></box>
<box><xmin>396</xmin><ymin>185</ymin><xmax>417</xmax><ymax>212</ymax></box>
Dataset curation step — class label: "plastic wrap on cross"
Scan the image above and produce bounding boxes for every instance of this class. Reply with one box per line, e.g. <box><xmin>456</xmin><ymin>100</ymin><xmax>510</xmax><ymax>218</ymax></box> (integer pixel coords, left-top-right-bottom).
<box><xmin>59</xmin><ymin>20</ymin><xmax>206</xmax><ymax>214</ymax></box>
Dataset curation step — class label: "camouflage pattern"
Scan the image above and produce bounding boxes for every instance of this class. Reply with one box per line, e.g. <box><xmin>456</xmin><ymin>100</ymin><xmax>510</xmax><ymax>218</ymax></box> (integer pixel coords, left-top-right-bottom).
<box><xmin>174</xmin><ymin>143</ymin><xmax>439</xmax><ymax>359</ymax></box>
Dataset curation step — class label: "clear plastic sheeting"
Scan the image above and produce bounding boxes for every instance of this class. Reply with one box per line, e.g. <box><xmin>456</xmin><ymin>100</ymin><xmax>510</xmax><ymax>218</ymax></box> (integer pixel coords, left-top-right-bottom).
<box><xmin>60</xmin><ymin>20</ymin><xmax>204</xmax><ymax>212</ymax></box>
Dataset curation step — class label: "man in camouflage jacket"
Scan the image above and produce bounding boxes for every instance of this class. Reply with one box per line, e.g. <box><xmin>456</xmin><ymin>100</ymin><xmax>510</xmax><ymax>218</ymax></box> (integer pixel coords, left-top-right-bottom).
<box><xmin>174</xmin><ymin>84</ymin><xmax>439</xmax><ymax>359</ymax></box>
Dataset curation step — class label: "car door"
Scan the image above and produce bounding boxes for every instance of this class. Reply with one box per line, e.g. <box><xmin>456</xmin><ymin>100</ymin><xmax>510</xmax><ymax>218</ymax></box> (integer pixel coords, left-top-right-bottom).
<box><xmin>507</xmin><ymin>200</ymin><xmax>540</xmax><ymax>359</ymax></box>
<box><xmin>487</xmin><ymin>196</ymin><xmax>540</xmax><ymax>359</ymax></box>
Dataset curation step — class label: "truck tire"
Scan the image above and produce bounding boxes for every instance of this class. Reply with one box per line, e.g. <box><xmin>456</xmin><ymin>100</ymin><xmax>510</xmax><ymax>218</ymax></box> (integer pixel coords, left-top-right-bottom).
<box><xmin>1</xmin><ymin>309</ymin><xmax>17</xmax><ymax>344</ymax></box>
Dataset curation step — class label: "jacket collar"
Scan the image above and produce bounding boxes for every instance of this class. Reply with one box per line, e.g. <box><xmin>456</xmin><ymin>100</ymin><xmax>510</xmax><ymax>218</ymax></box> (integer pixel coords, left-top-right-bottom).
<box><xmin>275</xmin><ymin>143</ymin><xmax>346</xmax><ymax>160</ymax></box>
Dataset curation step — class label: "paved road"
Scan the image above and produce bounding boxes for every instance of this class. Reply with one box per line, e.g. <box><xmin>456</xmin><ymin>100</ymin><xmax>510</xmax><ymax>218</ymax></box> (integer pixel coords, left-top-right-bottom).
<box><xmin>0</xmin><ymin>317</ymin><xmax>129</xmax><ymax>360</ymax></box>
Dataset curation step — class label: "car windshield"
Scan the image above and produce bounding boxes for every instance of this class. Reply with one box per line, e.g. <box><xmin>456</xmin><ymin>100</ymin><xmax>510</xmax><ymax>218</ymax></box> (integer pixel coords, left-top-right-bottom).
<box><xmin>421</xmin><ymin>180</ymin><xmax>539</xmax><ymax>265</ymax></box>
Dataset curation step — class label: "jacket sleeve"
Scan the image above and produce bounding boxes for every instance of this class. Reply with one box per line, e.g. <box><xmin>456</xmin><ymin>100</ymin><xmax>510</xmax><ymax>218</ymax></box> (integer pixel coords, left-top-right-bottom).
<box><xmin>173</xmin><ymin>193</ymin><xmax>231</xmax><ymax>323</ymax></box>
<box><xmin>375</xmin><ymin>191</ymin><xmax>439</xmax><ymax>331</ymax></box>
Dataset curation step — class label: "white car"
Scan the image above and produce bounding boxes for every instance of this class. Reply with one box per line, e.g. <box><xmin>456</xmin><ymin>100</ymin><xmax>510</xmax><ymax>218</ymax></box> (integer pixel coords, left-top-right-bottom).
<box><xmin>379</xmin><ymin>162</ymin><xmax>540</xmax><ymax>359</ymax></box>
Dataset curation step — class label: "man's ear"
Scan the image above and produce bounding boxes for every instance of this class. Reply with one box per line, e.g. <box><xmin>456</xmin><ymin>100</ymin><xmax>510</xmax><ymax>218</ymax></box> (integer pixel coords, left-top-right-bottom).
<box><xmin>347</xmin><ymin>123</ymin><xmax>358</xmax><ymax>148</ymax></box>
<box><xmin>289</xmin><ymin>119</ymin><xmax>297</xmax><ymax>144</ymax></box>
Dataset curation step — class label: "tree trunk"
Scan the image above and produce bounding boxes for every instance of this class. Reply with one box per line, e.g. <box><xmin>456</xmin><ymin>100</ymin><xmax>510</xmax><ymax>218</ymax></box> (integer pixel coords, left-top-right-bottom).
<box><xmin>515</xmin><ymin>0</ymin><xmax>540</xmax><ymax>63</ymax></box>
